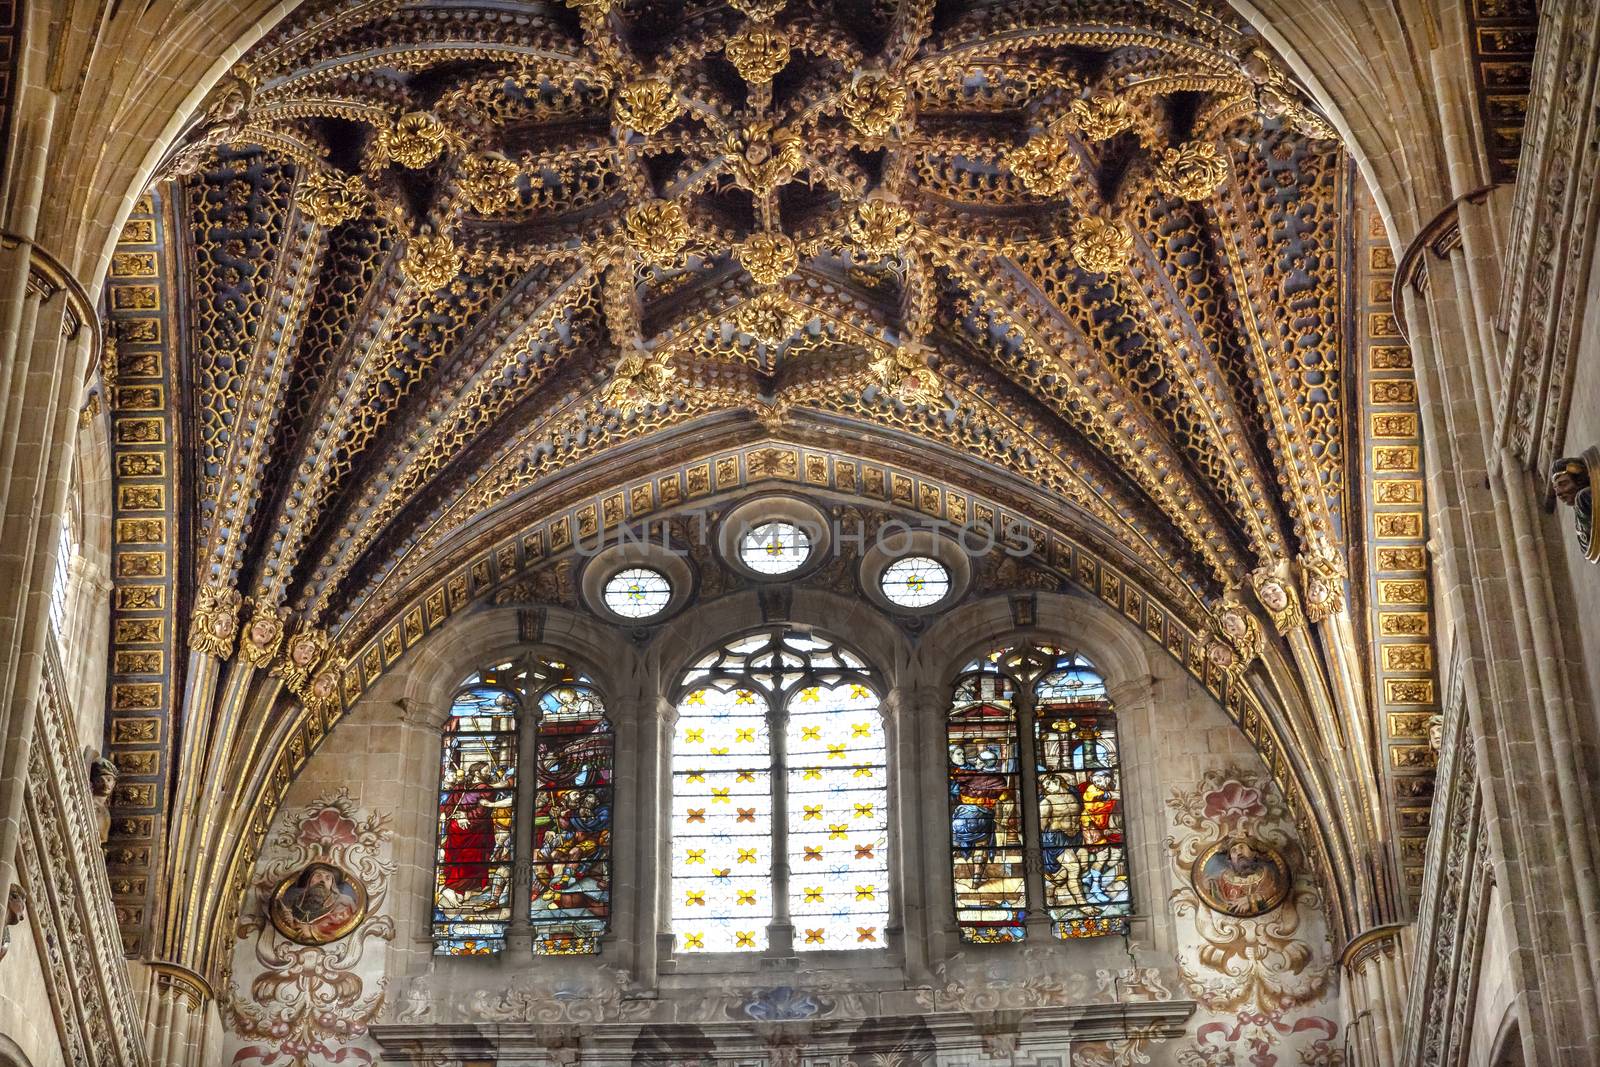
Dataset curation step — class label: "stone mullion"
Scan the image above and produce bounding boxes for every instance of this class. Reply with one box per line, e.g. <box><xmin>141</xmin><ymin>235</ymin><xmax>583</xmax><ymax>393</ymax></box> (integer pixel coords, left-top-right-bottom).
<box><xmin>1400</xmin><ymin>219</ymin><xmax>1600</xmax><ymax>1063</ymax></box>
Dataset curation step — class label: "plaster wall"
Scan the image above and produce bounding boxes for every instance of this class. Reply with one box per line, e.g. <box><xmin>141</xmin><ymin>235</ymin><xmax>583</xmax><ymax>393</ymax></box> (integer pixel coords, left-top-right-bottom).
<box><xmin>218</xmin><ymin>591</ymin><xmax>1341</xmax><ymax>1066</ymax></box>
<box><xmin>0</xmin><ymin>907</ymin><xmax>67</xmax><ymax>1067</ymax></box>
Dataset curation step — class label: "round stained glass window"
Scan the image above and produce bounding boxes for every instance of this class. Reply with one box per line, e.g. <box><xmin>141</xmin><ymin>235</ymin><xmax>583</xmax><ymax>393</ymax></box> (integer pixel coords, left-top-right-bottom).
<box><xmin>880</xmin><ymin>555</ymin><xmax>950</xmax><ymax>608</ymax></box>
<box><xmin>602</xmin><ymin>567</ymin><xmax>672</xmax><ymax>618</ymax></box>
<box><xmin>737</xmin><ymin>521</ymin><xmax>812</xmax><ymax>575</ymax></box>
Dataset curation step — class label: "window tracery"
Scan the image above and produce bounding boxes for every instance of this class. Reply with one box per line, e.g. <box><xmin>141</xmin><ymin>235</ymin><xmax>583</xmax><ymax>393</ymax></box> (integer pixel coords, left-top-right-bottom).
<box><xmin>671</xmin><ymin>628</ymin><xmax>889</xmax><ymax>954</ymax></box>
<box><xmin>948</xmin><ymin>645</ymin><xmax>1129</xmax><ymax>943</ymax></box>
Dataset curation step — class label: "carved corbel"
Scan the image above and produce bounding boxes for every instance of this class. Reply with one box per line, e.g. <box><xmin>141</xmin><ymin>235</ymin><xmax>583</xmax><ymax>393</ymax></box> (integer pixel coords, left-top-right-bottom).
<box><xmin>274</xmin><ymin>626</ymin><xmax>330</xmax><ymax>695</ymax></box>
<box><xmin>238</xmin><ymin>598</ymin><xmax>290</xmax><ymax>669</ymax></box>
<box><xmin>1550</xmin><ymin>448</ymin><xmax>1598</xmax><ymax>563</ymax></box>
<box><xmin>1212</xmin><ymin>594</ymin><xmax>1264</xmax><ymax>666</ymax></box>
<box><xmin>0</xmin><ymin>883</ymin><xmax>25</xmax><ymax>962</ymax></box>
<box><xmin>189</xmin><ymin>582</ymin><xmax>244</xmax><ymax>658</ymax></box>
<box><xmin>303</xmin><ymin>668</ymin><xmax>343</xmax><ymax>718</ymax></box>
<box><xmin>1296</xmin><ymin>540</ymin><xmax>1346</xmax><ymax>623</ymax></box>
<box><xmin>1249</xmin><ymin>560</ymin><xmax>1305</xmax><ymax>634</ymax></box>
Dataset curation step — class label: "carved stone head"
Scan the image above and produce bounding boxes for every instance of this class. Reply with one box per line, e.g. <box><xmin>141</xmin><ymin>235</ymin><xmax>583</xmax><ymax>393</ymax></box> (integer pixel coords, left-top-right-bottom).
<box><xmin>1551</xmin><ymin>457</ymin><xmax>1591</xmax><ymax>507</ymax></box>
<box><xmin>90</xmin><ymin>756</ymin><xmax>119</xmax><ymax>799</ymax></box>
<box><xmin>5</xmin><ymin>884</ymin><xmax>25</xmax><ymax>927</ymax></box>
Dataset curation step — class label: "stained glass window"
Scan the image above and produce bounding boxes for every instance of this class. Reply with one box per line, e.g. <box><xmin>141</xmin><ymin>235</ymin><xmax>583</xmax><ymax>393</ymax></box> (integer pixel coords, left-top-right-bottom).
<box><xmin>529</xmin><ymin>682</ymin><xmax>614</xmax><ymax>954</ymax></box>
<box><xmin>947</xmin><ymin>645</ymin><xmax>1130</xmax><ymax>943</ymax></box>
<box><xmin>880</xmin><ymin>555</ymin><xmax>950</xmax><ymax>607</ymax></box>
<box><xmin>603</xmin><ymin>567</ymin><xmax>672</xmax><ymax>618</ymax></box>
<box><xmin>947</xmin><ymin>670</ymin><xmax>1026</xmax><ymax>943</ymax></box>
<box><xmin>670</xmin><ymin>628</ymin><xmax>887</xmax><ymax>954</ymax></box>
<box><xmin>737</xmin><ymin>521</ymin><xmax>812</xmax><ymax>574</ymax></box>
<box><xmin>434</xmin><ymin>679</ymin><xmax>519</xmax><ymax>955</ymax></box>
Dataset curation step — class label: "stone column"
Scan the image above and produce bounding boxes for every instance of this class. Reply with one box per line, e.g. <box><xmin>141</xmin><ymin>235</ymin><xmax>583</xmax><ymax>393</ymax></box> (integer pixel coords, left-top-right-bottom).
<box><xmin>134</xmin><ymin>960</ymin><xmax>222</xmax><ymax>1067</ymax></box>
<box><xmin>1339</xmin><ymin>923</ymin><xmax>1411</xmax><ymax>1067</ymax></box>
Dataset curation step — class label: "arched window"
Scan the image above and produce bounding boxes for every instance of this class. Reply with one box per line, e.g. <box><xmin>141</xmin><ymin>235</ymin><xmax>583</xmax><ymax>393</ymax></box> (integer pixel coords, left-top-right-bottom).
<box><xmin>48</xmin><ymin>510</ymin><xmax>76</xmax><ymax>638</ymax></box>
<box><xmin>432</xmin><ymin>656</ymin><xmax>615</xmax><ymax>956</ymax></box>
<box><xmin>671</xmin><ymin>628</ymin><xmax>889</xmax><ymax>954</ymax></box>
<box><xmin>947</xmin><ymin>645</ymin><xmax>1129</xmax><ymax>943</ymax></box>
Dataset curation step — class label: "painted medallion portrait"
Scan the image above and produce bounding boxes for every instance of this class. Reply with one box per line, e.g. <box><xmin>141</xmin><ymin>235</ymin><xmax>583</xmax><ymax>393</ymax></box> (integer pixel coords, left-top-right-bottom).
<box><xmin>269</xmin><ymin>861</ymin><xmax>367</xmax><ymax>945</ymax></box>
<box><xmin>1191</xmin><ymin>836</ymin><xmax>1291</xmax><ymax>918</ymax></box>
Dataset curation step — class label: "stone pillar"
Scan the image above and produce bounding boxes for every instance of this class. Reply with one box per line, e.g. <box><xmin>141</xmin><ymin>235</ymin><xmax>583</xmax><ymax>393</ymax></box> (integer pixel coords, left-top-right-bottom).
<box><xmin>1339</xmin><ymin>923</ymin><xmax>1411</xmax><ymax>1067</ymax></box>
<box><xmin>134</xmin><ymin>961</ymin><xmax>221</xmax><ymax>1067</ymax></box>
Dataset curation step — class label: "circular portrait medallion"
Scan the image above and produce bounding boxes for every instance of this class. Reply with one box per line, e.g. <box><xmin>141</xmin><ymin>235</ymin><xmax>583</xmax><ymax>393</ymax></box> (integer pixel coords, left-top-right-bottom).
<box><xmin>269</xmin><ymin>861</ymin><xmax>367</xmax><ymax>946</ymax></box>
<box><xmin>1190</xmin><ymin>837</ymin><xmax>1291</xmax><ymax>918</ymax></box>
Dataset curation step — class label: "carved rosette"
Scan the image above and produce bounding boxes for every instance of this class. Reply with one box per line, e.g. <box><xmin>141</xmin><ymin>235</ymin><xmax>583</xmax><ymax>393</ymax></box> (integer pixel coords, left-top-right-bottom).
<box><xmin>189</xmin><ymin>583</ymin><xmax>244</xmax><ymax>659</ymax></box>
<box><xmin>625</xmin><ymin>199</ymin><xmax>690</xmax><ymax>268</ymax></box>
<box><xmin>841</xmin><ymin>71</ymin><xmax>908</xmax><ymax>137</ymax></box>
<box><xmin>275</xmin><ymin>627</ymin><xmax>330</xmax><ymax>696</ymax></box>
<box><xmin>1153</xmin><ymin>141</ymin><xmax>1230</xmax><ymax>200</ymax></box>
<box><xmin>377</xmin><ymin>111</ymin><xmax>449</xmax><ymax>169</ymax></box>
<box><xmin>849</xmin><ymin>198</ymin><xmax>914</xmax><ymax>258</ymax></box>
<box><xmin>457</xmin><ymin>153</ymin><xmax>520</xmax><ymax>214</ymax></box>
<box><xmin>737</xmin><ymin>232</ymin><xmax>798</xmax><ymax>286</ymax></box>
<box><xmin>401</xmin><ymin>233</ymin><xmax>462</xmax><ymax>290</ymax></box>
<box><xmin>1069</xmin><ymin>216</ymin><xmax>1133</xmax><ymax>276</ymax></box>
<box><xmin>1297</xmin><ymin>544</ymin><xmax>1346</xmax><ymax>623</ymax></box>
<box><xmin>603</xmin><ymin>353</ymin><xmax>676</xmax><ymax>412</ymax></box>
<box><xmin>238</xmin><ymin>598</ymin><xmax>289</xmax><ymax>669</ymax></box>
<box><xmin>735</xmin><ymin>292</ymin><xmax>801</xmax><ymax>346</ymax></box>
<box><xmin>613</xmin><ymin>78</ymin><xmax>681</xmax><ymax>135</ymax></box>
<box><xmin>1069</xmin><ymin>94</ymin><xmax>1134</xmax><ymax>140</ymax></box>
<box><xmin>725</xmin><ymin>26</ymin><xmax>790</xmax><ymax>83</ymax></box>
<box><xmin>301</xmin><ymin>171</ymin><xmax>367</xmax><ymax>227</ymax></box>
<box><xmin>1006</xmin><ymin>132</ymin><xmax>1078</xmax><ymax>196</ymax></box>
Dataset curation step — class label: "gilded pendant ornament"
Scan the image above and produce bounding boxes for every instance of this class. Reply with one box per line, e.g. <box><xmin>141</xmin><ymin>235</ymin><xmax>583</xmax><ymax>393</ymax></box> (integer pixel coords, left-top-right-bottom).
<box><xmin>737</xmin><ymin>232</ymin><xmax>798</xmax><ymax>287</ymax></box>
<box><xmin>1153</xmin><ymin>141</ymin><xmax>1230</xmax><ymax>200</ymax></box>
<box><xmin>735</xmin><ymin>292</ymin><xmax>801</xmax><ymax>346</ymax></box>
<box><xmin>729</xmin><ymin>0</ymin><xmax>786</xmax><ymax>18</ymax></box>
<box><xmin>728</xmin><ymin>121</ymin><xmax>805</xmax><ymax>195</ymax></box>
<box><xmin>189</xmin><ymin>583</ymin><xmax>244</xmax><ymax>658</ymax></box>
<box><xmin>603</xmin><ymin>353</ymin><xmax>676</xmax><ymax>412</ymax></box>
<box><xmin>614</xmin><ymin>79</ymin><xmax>681</xmax><ymax>136</ymax></box>
<box><xmin>849</xmin><ymin>198</ymin><xmax>913</xmax><ymax>258</ymax></box>
<box><xmin>457</xmin><ymin>153</ymin><xmax>520</xmax><ymax>215</ymax></box>
<box><xmin>401</xmin><ymin>233</ymin><xmax>462</xmax><ymax>290</ymax></box>
<box><xmin>378</xmin><ymin>112</ymin><xmax>449</xmax><ymax>169</ymax></box>
<box><xmin>1006</xmin><ymin>132</ymin><xmax>1079</xmax><ymax>196</ymax></box>
<box><xmin>301</xmin><ymin>171</ymin><xmax>367</xmax><ymax>227</ymax></box>
<box><xmin>725</xmin><ymin>26</ymin><xmax>791</xmax><ymax>84</ymax></box>
<box><xmin>1069</xmin><ymin>216</ymin><xmax>1133</xmax><ymax>276</ymax></box>
<box><xmin>1069</xmin><ymin>94</ymin><xmax>1134</xmax><ymax>141</ymax></box>
<box><xmin>872</xmin><ymin>343</ymin><xmax>942</xmax><ymax>405</ymax></box>
<box><xmin>625</xmin><ymin>199</ymin><xmax>691</xmax><ymax>268</ymax></box>
<box><xmin>841</xmin><ymin>71</ymin><xmax>908</xmax><ymax>137</ymax></box>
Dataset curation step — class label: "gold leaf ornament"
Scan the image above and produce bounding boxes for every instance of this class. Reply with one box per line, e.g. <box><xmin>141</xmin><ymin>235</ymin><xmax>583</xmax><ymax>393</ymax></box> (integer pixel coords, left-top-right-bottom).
<box><xmin>728</xmin><ymin>121</ymin><xmax>806</xmax><ymax>195</ymax></box>
<box><xmin>1006</xmin><ymin>132</ymin><xmax>1078</xmax><ymax>196</ymax></box>
<box><xmin>872</xmin><ymin>342</ymin><xmax>942</xmax><ymax>404</ymax></box>
<box><xmin>625</xmin><ymin>199</ymin><xmax>690</xmax><ymax>268</ymax></box>
<box><xmin>729</xmin><ymin>0</ymin><xmax>786</xmax><ymax>18</ymax></box>
<box><xmin>379</xmin><ymin>111</ymin><xmax>449</xmax><ymax>168</ymax></box>
<box><xmin>1069</xmin><ymin>94</ymin><xmax>1134</xmax><ymax>141</ymax></box>
<box><xmin>849</xmin><ymin>198</ymin><xmax>913</xmax><ymax>258</ymax></box>
<box><xmin>614</xmin><ymin>78</ymin><xmax>681</xmax><ymax>135</ymax></box>
<box><xmin>603</xmin><ymin>353</ymin><xmax>676</xmax><ymax>411</ymax></box>
<box><xmin>458</xmin><ymin>153</ymin><xmax>520</xmax><ymax>214</ymax></box>
<box><xmin>402</xmin><ymin>233</ymin><xmax>463</xmax><ymax>290</ymax></box>
<box><xmin>301</xmin><ymin>170</ymin><xmax>367</xmax><ymax>227</ymax></box>
<box><xmin>737</xmin><ymin>232</ymin><xmax>798</xmax><ymax>286</ymax></box>
<box><xmin>725</xmin><ymin>26</ymin><xmax>790</xmax><ymax>84</ymax></box>
<box><xmin>1069</xmin><ymin>216</ymin><xmax>1133</xmax><ymax>276</ymax></box>
<box><xmin>1153</xmin><ymin>141</ymin><xmax>1229</xmax><ymax>200</ymax></box>
<box><xmin>841</xmin><ymin>71</ymin><xmax>908</xmax><ymax>137</ymax></box>
<box><xmin>188</xmin><ymin>583</ymin><xmax>244</xmax><ymax>659</ymax></box>
<box><xmin>735</xmin><ymin>291</ymin><xmax>800</xmax><ymax>346</ymax></box>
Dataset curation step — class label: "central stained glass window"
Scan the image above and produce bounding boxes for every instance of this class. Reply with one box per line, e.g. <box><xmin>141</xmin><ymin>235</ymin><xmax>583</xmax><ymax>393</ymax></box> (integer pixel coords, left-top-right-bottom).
<box><xmin>880</xmin><ymin>555</ymin><xmax>950</xmax><ymax>607</ymax></box>
<box><xmin>671</xmin><ymin>628</ymin><xmax>889</xmax><ymax>953</ymax></box>
<box><xmin>737</xmin><ymin>521</ymin><xmax>812</xmax><ymax>575</ymax></box>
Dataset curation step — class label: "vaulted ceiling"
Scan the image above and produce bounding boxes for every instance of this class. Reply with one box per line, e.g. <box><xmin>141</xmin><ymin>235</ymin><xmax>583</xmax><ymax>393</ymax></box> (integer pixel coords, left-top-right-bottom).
<box><xmin>161</xmin><ymin>0</ymin><xmax>1352</xmax><ymax>654</ymax></box>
